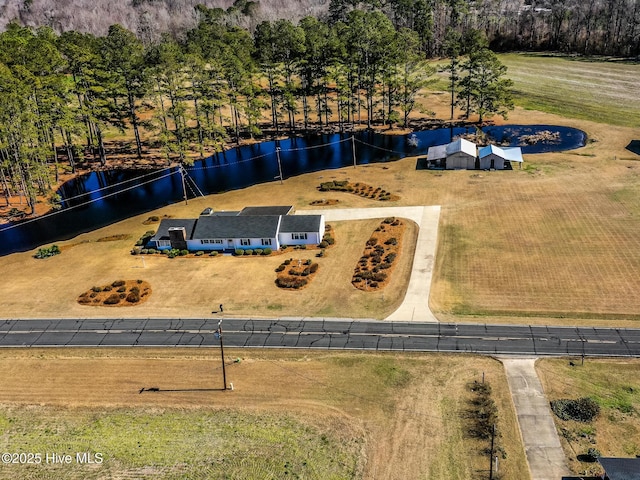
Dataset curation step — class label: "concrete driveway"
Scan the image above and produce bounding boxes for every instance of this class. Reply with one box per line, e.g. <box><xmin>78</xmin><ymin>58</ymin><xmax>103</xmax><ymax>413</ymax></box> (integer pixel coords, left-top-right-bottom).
<box><xmin>300</xmin><ymin>206</ymin><xmax>441</xmax><ymax>322</ymax></box>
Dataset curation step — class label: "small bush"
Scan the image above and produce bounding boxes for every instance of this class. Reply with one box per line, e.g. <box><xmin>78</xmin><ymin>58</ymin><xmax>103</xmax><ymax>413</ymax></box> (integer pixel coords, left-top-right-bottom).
<box><xmin>383</xmin><ymin>217</ymin><xmax>395</xmax><ymax>224</ymax></box>
<box><xmin>550</xmin><ymin>398</ymin><xmax>600</xmax><ymax>422</ymax></box>
<box><xmin>34</xmin><ymin>244</ymin><xmax>62</xmax><ymax>259</ymax></box>
<box><xmin>245</xmin><ymin>249</ymin><xmax>253</xmax><ymax>256</ymax></box>
<box><xmin>92</xmin><ymin>286</ymin><xmax>102</xmax><ymax>293</ymax></box>
<box><xmin>103</xmin><ymin>294</ymin><xmax>121</xmax><ymax>305</ymax></box>
<box><xmin>112</xmin><ymin>280</ymin><xmax>126</xmax><ymax>287</ymax></box>
<box><xmin>179</xmin><ymin>249</ymin><xmax>189</xmax><ymax>256</ymax></box>
<box><xmin>262</xmin><ymin>248</ymin><xmax>272</xmax><ymax>255</ymax></box>
<box><xmin>195</xmin><ymin>251</ymin><xmax>204</xmax><ymax>256</ymax></box>
<box><xmin>275</xmin><ymin>265</ymin><xmax>286</xmax><ymax>272</ymax></box>
<box><xmin>254</xmin><ymin>249</ymin><xmax>263</xmax><ymax>255</ymax></box>
<box><xmin>103</xmin><ymin>285</ymin><xmax>112</xmax><ymax>291</ymax></box>
<box><xmin>276</xmin><ymin>277</ymin><xmax>308</xmax><ymax>289</ymax></box>
<box><xmin>126</xmin><ymin>291</ymin><xmax>140</xmax><ymax>303</ymax></box>
<box><xmin>318</xmin><ymin>241</ymin><xmax>328</xmax><ymax>248</ymax></box>
<box><xmin>385</xmin><ymin>252</ymin><xmax>397</xmax><ymax>263</ymax></box>
<box><xmin>141</xmin><ymin>249</ymin><xmax>149</xmax><ymax>254</ymax></box>
<box><xmin>209</xmin><ymin>251</ymin><xmax>218</xmax><ymax>257</ymax></box>
<box><xmin>323</xmin><ymin>236</ymin><xmax>335</xmax><ymax>245</ymax></box>
<box><xmin>235</xmin><ymin>249</ymin><xmax>244</xmax><ymax>256</ymax></box>
<box><xmin>309</xmin><ymin>263</ymin><xmax>319</xmax><ymax>273</ymax></box>
<box><xmin>149</xmin><ymin>215</ymin><xmax>159</xmax><ymax>222</ymax></box>
<box><xmin>147</xmin><ymin>248</ymin><xmax>157</xmax><ymax>254</ymax></box>
<box><xmin>117</xmin><ymin>287</ymin><xmax>126</xmax><ymax>293</ymax></box>
<box><xmin>137</xmin><ymin>279</ymin><xmax>143</xmax><ymax>284</ymax></box>
<box><xmin>385</xmin><ymin>237</ymin><xmax>398</xmax><ymax>246</ymax></box>
<box><xmin>131</xmin><ymin>247</ymin><xmax>140</xmax><ymax>255</ymax></box>
<box><xmin>283</xmin><ymin>259</ymin><xmax>291</xmax><ymax>265</ymax></box>
<box><xmin>305</xmin><ymin>259</ymin><xmax>312</xmax><ymax>265</ymax></box>
<box><xmin>366</xmin><ymin>237</ymin><xmax>378</xmax><ymax>246</ymax></box>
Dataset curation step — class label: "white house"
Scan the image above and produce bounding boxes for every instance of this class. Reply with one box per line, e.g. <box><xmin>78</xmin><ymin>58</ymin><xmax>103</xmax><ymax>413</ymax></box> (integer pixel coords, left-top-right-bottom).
<box><xmin>478</xmin><ymin>145</ymin><xmax>524</xmax><ymax>170</ymax></box>
<box><xmin>147</xmin><ymin>206</ymin><xmax>324</xmax><ymax>252</ymax></box>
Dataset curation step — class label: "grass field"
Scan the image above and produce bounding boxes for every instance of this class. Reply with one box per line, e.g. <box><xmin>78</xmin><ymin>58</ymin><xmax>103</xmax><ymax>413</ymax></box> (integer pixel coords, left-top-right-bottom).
<box><xmin>537</xmin><ymin>358</ymin><xmax>640</xmax><ymax>477</ymax></box>
<box><xmin>499</xmin><ymin>53</ymin><xmax>640</xmax><ymax>128</ymax></box>
<box><xmin>0</xmin><ymin>349</ymin><xmax>529</xmax><ymax>479</ymax></box>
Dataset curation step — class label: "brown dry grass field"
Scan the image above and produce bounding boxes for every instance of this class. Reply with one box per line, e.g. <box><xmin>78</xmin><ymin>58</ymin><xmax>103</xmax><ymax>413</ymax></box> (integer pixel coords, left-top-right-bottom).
<box><xmin>537</xmin><ymin>358</ymin><xmax>640</xmax><ymax>477</ymax></box>
<box><xmin>1</xmin><ymin>106</ymin><xmax>639</xmax><ymax>324</ymax></box>
<box><xmin>0</xmin><ymin>348</ymin><xmax>529</xmax><ymax>479</ymax></box>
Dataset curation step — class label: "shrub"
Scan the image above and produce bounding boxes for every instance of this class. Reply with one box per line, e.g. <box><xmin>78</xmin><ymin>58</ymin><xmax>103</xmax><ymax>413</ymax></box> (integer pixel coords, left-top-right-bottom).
<box><xmin>550</xmin><ymin>398</ymin><xmax>600</xmax><ymax>422</ymax></box>
<box><xmin>276</xmin><ymin>277</ymin><xmax>308</xmax><ymax>289</ymax></box>
<box><xmin>131</xmin><ymin>247</ymin><xmax>140</xmax><ymax>255</ymax></box>
<box><xmin>34</xmin><ymin>244</ymin><xmax>61</xmax><ymax>259</ymax></box>
<box><xmin>195</xmin><ymin>251</ymin><xmax>204</xmax><ymax>256</ymax></box>
<box><xmin>162</xmin><ymin>250</ymin><xmax>170</xmax><ymax>255</ymax></box>
<box><xmin>235</xmin><ymin>249</ymin><xmax>244</xmax><ymax>256</ymax></box>
<box><xmin>383</xmin><ymin>217</ymin><xmax>395</xmax><ymax>224</ymax></box>
<box><xmin>262</xmin><ymin>248</ymin><xmax>272</xmax><ymax>255</ymax></box>
<box><xmin>318</xmin><ymin>241</ymin><xmax>328</xmax><ymax>249</ymax></box>
<box><xmin>119</xmin><ymin>293</ymin><xmax>126</xmax><ymax>299</ymax></box>
<box><xmin>126</xmin><ymin>291</ymin><xmax>140</xmax><ymax>303</ymax></box>
<box><xmin>147</xmin><ymin>248</ymin><xmax>158</xmax><ymax>255</ymax></box>
<box><xmin>316</xmin><ymin>250</ymin><xmax>325</xmax><ymax>258</ymax></box>
<box><xmin>385</xmin><ymin>237</ymin><xmax>398</xmax><ymax>246</ymax></box>
<box><xmin>149</xmin><ymin>215</ymin><xmax>159</xmax><ymax>222</ymax></box>
<box><xmin>309</xmin><ymin>263</ymin><xmax>319</xmax><ymax>273</ymax></box>
<box><xmin>283</xmin><ymin>259</ymin><xmax>291</xmax><ymax>265</ymax></box>
<box><xmin>103</xmin><ymin>294</ymin><xmax>121</xmax><ymax>305</ymax></box>
<box><xmin>305</xmin><ymin>259</ymin><xmax>312</xmax><ymax>265</ymax></box>
<box><xmin>89</xmin><ymin>292</ymin><xmax>97</xmax><ymax>298</ymax></box>
<box><xmin>298</xmin><ymin>244</ymin><xmax>307</xmax><ymax>250</ymax></box>
<box><xmin>137</xmin><ymin>279</ymin><xmax>143</xmax><ymax>284</ymax></box>
<box><xmin>179</xmin><ymin>249</ymin><xmax>189</xmax><ymax>256</ymax></box>
<box><xmin>245</xmin><ymin>249</ymin><xmax>253</xmax><ymax>256</ymax></box>
<box><xmin>209</xmin><ymin>251</ymin><xmax>218</xmax><ymax>257</ymax></box>
<box><xmin>281</xmin><ymin>245</ymin><xmax>288</xmax><ymax>249</ymax></box>
<box><xmin>103</xmin><ymin>285</ymin><xmax>112</xmax><ymax>291</ymax></box>
<box><xmin>141</xmin><ymin>249</ymin><xmax>149</xmax><ymax>254</ymax></box>
<box><xmin>254</xmin><ymin>249</ymin><xmax>263</xmax><ymax>255</ymax></box>
<box><xmin>112</xmin><ymin>280</ymin><xmax>126</xmax><ymax>287</ymax></box>
<box><xmin>275</xmin><ymin>265</ymin><xmax>286</xmax><ymax>272</ymax></box>
<box><xmin>92</xmin><ymin>286</ymin><xmax>102</xmax><ymax>293</ymax></box>
<box><xmin>117</xmin><ymin>287</ymin><xmax>126</xmax><ymax>293</ymax></box>
<box><xmin>379</xmin><ymin>262</ymin><xmax>392</xmax><ymax>270</ymax></box>
<box><xmin>130</xmin><ymin>286</ymin><xmax>140</xmax><ymax>294</ymax></box>
<box><xmin>385</xmin><ymin>253</ymin><xmax>397</xmax><ymax>263</ymax></box>
<box><xmin>301</xmin><ymin>268</ymin><xmax>311</xmax><ymax>276</ymax></box>
<box><xmin>323</xmin><ymin>236</ymin><xmax>335</xmax><ymax>245</ymax></box>
<box><xmin>366</xmin><ymin>237</ymin><xmax>377</xmax><ymax>246</ymax></box>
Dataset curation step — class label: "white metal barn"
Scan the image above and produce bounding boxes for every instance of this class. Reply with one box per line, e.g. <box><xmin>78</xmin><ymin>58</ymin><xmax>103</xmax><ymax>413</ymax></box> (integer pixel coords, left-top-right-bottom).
<box><xmin>478</xmin><ymin>145</ymin><xmax>524</xmax><ymax>170</ymax></box>
<box><xmin>445</xmin><ymin>138</ymin><xmax>477</xmax><ymax>170</ymax></box>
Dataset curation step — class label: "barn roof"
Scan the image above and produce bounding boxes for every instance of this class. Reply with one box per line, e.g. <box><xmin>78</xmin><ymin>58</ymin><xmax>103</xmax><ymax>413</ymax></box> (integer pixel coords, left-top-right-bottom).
<box><xmin>446</xmin><ymin>138</ymin><xmax>477</xmax><ymax>157</ymax></box>
<box><xmin>478</xmin><ymin>145</ymin><xmax>524</xmax><ymax>163</ymax></box>
<box><xmin>427</xmin><ymin>144</ymin><xmax>447</xmax><ymax>161</ymax></box>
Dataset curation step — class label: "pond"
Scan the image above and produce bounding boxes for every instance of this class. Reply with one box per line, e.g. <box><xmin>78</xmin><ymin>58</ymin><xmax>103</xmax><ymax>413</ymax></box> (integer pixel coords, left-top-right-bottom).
<box><xmin>0</xmin><ymin>124</ymin><xmax>586</xmax><ymax>256</ymax></box>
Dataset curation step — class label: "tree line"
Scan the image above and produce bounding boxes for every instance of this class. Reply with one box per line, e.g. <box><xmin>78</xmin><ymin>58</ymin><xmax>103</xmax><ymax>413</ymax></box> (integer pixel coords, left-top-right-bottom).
<box><xmin>0</xmin><ymin>3</ymin><xmax>514</xmax><ymax>213</ymax></box>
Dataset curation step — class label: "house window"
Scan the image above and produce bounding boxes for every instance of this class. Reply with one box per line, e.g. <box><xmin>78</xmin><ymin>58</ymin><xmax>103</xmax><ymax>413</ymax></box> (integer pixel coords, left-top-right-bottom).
<box><xmin>261</xmin><ymin>239</ymin><xmax>272</xmax><ymax>246</ymax></box>
<box><xmin>292</xmin><ymin>233</ymin><xmax>308</xmax><ymax>240</ymax></box>
<box><xmin>240</xmin><ymin>239</ymin><xmax>250</xmax><ymax>246</ymax></box>
<box><xmin>213</xmin><ymin>239</ymin><xmax>223</xmax><ymax>244</ymax></box>
<box><xmin>157</xmin><ymin>240</ymin><xmax>170</xmax><ymax>247</ymax></box>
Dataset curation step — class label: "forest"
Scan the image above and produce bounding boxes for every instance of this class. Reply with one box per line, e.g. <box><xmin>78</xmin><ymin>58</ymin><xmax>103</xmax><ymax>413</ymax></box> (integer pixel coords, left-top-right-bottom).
<box><xmin>0</xmin><ymin>0</ymin><xmax>638</xmax><ymax>214</ymax></box>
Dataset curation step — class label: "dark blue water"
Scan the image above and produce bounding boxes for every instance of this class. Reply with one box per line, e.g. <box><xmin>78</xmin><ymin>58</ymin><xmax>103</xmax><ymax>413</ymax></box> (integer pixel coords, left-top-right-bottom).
<box><xmin>0</xmin><ymin>124</ymin><xmax>585</xmax><ymax>256</ymax></box>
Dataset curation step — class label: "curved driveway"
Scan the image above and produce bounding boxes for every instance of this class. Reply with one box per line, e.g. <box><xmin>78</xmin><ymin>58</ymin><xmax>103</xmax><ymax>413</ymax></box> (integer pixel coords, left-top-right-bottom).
<box><xmin>300</xmin><ymin>205</ymin><xmax>441</xmax><ymax>322</ymax></box>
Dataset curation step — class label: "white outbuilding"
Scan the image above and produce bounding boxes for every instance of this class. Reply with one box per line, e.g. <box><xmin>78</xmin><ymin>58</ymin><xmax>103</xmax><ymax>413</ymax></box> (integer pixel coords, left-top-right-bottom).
<box><xmin>445</xmin><ymin>138</ymin><xmax>477</xmax><ymax>170</ymax></box>
<box><xmin>478</xmin><ymin>145</ymin><xmax>524</xmax><ymax>170</ymax></box>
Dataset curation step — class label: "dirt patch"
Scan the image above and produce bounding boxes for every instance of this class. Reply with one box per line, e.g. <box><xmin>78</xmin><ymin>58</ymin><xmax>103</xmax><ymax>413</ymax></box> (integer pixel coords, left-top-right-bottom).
<box><xmin>352</xmin><ymin>217</ymin><xmax>405</xmax><ymax>291</ymax></box>
<box><xmin>142</xmin><ymin>214</ymin><xmax>172</xmax><ymax>225</ymax></box>
<box><xmin>77</xmin><ymin>280</ymin><xmax>151</xmax><ymax>307</ymax></box>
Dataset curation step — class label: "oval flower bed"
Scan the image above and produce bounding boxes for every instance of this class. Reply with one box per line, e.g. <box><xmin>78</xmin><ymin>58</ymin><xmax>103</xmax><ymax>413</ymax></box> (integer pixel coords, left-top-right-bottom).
<box><xmin>352</xmin><ymin>217</ymin><xmax>405</xmax><ymax>291</ymax></box>
<box><xmin>275</xmin><ymin>258</ymin><xmax>319</xmax><ymax>289</ymax></box>
<box><xmin>78</xmin><ymin>280</ymin><xmax>152</xmax><ymax>306</ymax></box>
<box><xmin>317</xmin><ymin>180</ymin><xmax>399</xmax><ymax>201</ymax></box>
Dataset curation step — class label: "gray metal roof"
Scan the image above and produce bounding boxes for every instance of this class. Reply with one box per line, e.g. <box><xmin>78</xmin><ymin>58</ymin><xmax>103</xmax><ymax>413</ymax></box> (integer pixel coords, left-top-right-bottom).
<box><xmin>280</xmin><ymin>215</ymin><xmax>322</xmax><ymax>233</ymax></box>
<box><xmin>150</xmin><ymin>219</ymin><xmax>197</xmax><ymax>241</ymax></box>
<box><xmin>599</xmin><ymin>457</ymin><xmax>640</xmax><ymax>480</ymax></box>
<box><xmin>239</xmin><ymin>206</ymin><xmax>293</xmax><ymax>216</ymax></box>
<box><xmin>427</xmin><ymin>144</ymin><xmax>447</xmax><ymax>161</ymax></box>
<box><xmin>192</xmin><ymin>215</ymin><xmax>281</xmax><ymax>239</ymax></box>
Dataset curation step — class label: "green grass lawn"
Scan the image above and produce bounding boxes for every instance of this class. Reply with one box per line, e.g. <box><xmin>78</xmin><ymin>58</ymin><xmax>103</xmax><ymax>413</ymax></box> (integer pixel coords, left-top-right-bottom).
<box><xmin>0</xmin><ymin>408</ymin><xmax>360</xmax><ymax>480</ymax></box>
<box><xmin>499</xmin><ymin>53</ymin><xmax>640</xmax><ymax>127</ymax></box>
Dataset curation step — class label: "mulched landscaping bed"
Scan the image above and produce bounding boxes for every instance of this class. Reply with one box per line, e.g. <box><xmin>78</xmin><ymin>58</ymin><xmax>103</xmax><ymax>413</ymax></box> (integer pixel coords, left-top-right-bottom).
<box><xmin>275</xmin><ymin>259</ymin><xmax>320</xmax><ymax>289</ymax></box>
<box><xmin>78</xmin><ymin>280</ymin><xmax>152</xmax><ymax>306</ymax></box>
<box><xmin>352</xmin><ymin>217</ymin><xmax>405</xmax><ymax>291</ymax></box>
<box><xmin>318</xmin><ymin>180</ymin><xmax>399</xmax><ymax>201</ymax></box>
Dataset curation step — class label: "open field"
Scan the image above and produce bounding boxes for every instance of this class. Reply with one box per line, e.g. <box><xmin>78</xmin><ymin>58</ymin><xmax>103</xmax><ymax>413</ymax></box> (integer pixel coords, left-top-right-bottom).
<box><xmin>499</xmin><ymin>53</ymin><xmax>640</xmax><ymax>128</ymax></box>
<box><xmin>537</xmin><ymin>358</ymin><xmax>640</xmax><ymax>477</ymax></box>
<box><xmin>0</xmin><ymin>349</ymin><xmax>528</xmax><ymax>479</ymax></box>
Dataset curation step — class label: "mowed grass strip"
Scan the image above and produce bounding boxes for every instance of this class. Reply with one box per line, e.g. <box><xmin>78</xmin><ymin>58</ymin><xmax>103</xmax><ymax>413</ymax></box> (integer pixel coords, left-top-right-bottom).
<box><xmin>537</xmin><ymin>358</ymin><xmax>640</xmax><ymax>476</ymax></box>
<box><xmin>499</xmin><ymin>53</ymin><xmax>640</xmax><ymax>127</ymax></box>
<box><xmin>0</xmin><ymin>349</ymin><xmax>529</xmax><ymax>480</ymax></box>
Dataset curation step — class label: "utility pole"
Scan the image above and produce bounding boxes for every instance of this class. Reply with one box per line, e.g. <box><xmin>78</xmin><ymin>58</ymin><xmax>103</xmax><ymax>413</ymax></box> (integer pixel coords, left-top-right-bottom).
<box><xmin>488</xmin><ymin>423</ymin><xmax>495</xmax><ymax>480</ymax></box>
<box><xmin>275</xmin><ymin>146</ymin><xmax>283</xmax><ymax>184</ymax></box>
<box><xmin>216</xmin><ymin>319</ymin><xmax>227</xmax><ymax>390</ymax></box>
<box><xmin>180</xmin><ymin>166</ymin><xmax>188</xmax><ymax>205</ymax></box>
<box><xmin>351</xmin><ymin>135</ymin><xmax>357</xmax><ymax>168</ymax></box>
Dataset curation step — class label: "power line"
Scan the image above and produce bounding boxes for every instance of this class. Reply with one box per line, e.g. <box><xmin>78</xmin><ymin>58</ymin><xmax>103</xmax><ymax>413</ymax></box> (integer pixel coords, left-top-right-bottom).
<box><xmin>0</xmin><ymin>169</ymin><xmax>180</xmax><ymax>233</ymax></box>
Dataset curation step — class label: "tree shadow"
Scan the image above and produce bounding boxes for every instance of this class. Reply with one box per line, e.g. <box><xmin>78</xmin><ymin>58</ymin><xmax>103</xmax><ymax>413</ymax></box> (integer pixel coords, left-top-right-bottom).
<box><xmin>625</xmin><ymin>140</ymin><xmax>640</xmax><ymax>156</ymax></box>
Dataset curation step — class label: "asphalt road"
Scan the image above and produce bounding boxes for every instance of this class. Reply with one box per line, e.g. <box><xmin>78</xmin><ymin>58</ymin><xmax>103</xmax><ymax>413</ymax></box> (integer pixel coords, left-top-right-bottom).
<box><xmin>1</xmin><ymin>318</ymin><xmax>640</xmax><ymax>357</ymax></box>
